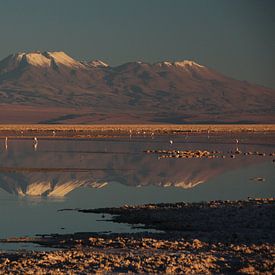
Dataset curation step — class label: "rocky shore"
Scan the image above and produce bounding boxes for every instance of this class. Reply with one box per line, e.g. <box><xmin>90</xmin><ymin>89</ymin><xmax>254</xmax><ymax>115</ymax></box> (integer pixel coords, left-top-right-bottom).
<box><xmin>66</xmin><ymin>198</ymin><xmax>275</xmax><ymax>243</ymax></box>
<box><xmin>1</xmin><ymin>198</ymin><xmax>274</xmax><ymax>274</ymax></box>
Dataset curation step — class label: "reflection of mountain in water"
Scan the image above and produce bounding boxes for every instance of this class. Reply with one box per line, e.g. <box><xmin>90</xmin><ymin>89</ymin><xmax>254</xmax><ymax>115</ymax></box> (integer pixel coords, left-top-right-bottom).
<box><xmin>0</xmin><ymin>173</ymin><xmax>108</xmax><ymax>197</ymax></box>
<box><xmin>0</xmin><ymin>139</ymin><xmax>266</xmax><ymax>197</ymax></box>
<box><xmin>0</xmin><ymin>168</ymin><xmax>209</xmax><ymax>197</ymax></box>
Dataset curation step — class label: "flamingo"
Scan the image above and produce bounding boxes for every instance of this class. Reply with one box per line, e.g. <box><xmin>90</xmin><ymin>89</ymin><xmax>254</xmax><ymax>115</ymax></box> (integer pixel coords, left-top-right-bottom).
<box><xmin>235</xmin><ymin>139</ymin><xmax>241</xmax><ymax>154</ymax></box>
<box><xmin>33</xmin><ymin>137</ymin><xmax>38</xmax><ymax>151</ymax></box>
<box><xmin>5</xmin><ymin>137</ymin><xmax>8</xmax><ymax>150</ymax></box>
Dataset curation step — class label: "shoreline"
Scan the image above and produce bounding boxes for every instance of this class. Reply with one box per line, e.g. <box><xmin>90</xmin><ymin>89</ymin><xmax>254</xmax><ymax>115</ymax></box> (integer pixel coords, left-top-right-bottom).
<box><xmin>0</xmin><ymin>124</ymin><xmax>275</xmax><ymax>139</ymax></box>
<box><xmin>60</xmin><ymin>198</ymin><xmax>275</xmax><ymax>244</ymax></box>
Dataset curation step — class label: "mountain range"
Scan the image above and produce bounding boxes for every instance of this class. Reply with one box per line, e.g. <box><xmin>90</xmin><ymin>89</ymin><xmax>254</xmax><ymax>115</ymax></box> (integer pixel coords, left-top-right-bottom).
<box><xmin>0</xmin><ymin>51</ymin><xmax>274</xmax><ymax>124</ymax></box>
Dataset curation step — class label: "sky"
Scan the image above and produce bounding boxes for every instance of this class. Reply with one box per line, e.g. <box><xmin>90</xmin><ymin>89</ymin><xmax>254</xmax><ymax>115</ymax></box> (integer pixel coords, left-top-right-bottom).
<box><xmin>0</xmin><ymin>0</ymin><xmax>274</xmax><ymax>88</ymax></box>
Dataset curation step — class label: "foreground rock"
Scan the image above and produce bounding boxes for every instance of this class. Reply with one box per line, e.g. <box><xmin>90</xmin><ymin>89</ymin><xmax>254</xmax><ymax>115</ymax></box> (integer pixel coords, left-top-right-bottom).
<box><xmin>0</xmin><ymin>238</ymin><xmax>274</xmax><ymax>274</ymax></box>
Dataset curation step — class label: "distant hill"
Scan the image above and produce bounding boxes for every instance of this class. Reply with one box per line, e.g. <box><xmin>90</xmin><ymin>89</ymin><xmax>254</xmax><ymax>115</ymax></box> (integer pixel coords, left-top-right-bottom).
<box><xmin>0</xmin><ymin>51</ymin><xmax>274</xmax><ymax>124</ymax></box>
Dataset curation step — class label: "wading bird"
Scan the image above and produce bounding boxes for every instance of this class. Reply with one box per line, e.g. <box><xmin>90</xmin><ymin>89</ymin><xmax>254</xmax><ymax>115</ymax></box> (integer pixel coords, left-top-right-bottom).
<box><xmin>5</xmin><ymin>137</ymin><xmax>8</xmax><ymax>150</ymax></box>
<box><xmin>33</xmin><ymin>137</ymin><xmax>38</xmax><ymax>151</ymax></box>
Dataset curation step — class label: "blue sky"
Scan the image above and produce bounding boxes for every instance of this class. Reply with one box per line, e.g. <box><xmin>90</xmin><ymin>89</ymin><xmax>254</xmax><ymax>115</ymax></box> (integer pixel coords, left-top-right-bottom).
<box><xmin>0</xmin><ymin>0</ymin><xmax>274</xmax><ymax>88</ymax></box>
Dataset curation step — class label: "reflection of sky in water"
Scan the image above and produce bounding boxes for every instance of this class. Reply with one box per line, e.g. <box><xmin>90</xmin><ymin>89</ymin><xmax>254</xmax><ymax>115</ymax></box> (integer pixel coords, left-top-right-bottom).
<box><xmin>0</xmin><ymin>134</ymin><xmax>274</xmax><ymax>240</ymax></box>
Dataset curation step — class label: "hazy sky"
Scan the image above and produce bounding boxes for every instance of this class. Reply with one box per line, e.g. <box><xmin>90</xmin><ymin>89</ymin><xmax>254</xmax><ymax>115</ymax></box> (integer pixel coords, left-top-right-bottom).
<box><xmin>0</xmin><ymin>0</ymin><xmax>274</xmax><ymax>88</ymax></box>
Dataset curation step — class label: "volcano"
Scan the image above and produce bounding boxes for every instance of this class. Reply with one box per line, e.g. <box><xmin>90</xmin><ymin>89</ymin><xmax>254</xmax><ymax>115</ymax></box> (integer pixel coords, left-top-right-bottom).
<box><xmin>0</xmin><ymin>51</ymin><xmax>274</xmax><ymax>124</ymax></box>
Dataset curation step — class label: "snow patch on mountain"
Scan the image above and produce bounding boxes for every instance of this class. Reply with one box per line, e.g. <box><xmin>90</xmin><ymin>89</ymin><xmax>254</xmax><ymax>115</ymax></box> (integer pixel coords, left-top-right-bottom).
<box><xmin>89</xmin><ymin>59</ymin><xmax>109</xmax><ymax>68</ymax></box>
<box><xmin>156</xmin><ymin>61</ymin><xmax>173</xmax><ymax>67</ymax></box>
<box><xmin>46</xmin><ymin>51</ymin><xmax>85</xmax><ymax>69</ymax></box>
<box><xmin>14</xmin><ymin>52</ymin><xmax>25</xmax><ymax>63</ymax></box>
<box><xmin>174</xmin><ymin>60</ymin><xmax>204</xmax><ymax>68</ymax></box>
<box><xmin>155</xmin><ymin>60</ymin><xmax>204</xmax><ymax>68</ymax></box>
<box><xmin>24</xmin><ymin>52</ymin><xmax>51</xmax><ymax>67</ymax></box>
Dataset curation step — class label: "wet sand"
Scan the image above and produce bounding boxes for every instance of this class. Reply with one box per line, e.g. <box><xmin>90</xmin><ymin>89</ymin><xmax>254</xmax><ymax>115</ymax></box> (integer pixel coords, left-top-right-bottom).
<box><xmin>1</xmin><ymin>198</ymin><xmax>274</xmax><ymax>274</ymax></box>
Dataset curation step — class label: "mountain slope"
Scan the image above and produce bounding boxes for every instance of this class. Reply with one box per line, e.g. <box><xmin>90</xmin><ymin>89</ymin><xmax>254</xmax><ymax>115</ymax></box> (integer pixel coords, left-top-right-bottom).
<box><xmin>0</xmin><ymin>51</ymin><xmax>274</xmax><ymax>123</ymax></box>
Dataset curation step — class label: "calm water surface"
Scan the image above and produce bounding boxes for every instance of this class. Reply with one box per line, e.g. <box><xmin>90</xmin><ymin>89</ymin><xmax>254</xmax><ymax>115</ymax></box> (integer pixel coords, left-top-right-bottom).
<box><xmin>0</xmin><ymin>133</ymin><xmax>274</xmax><ymax>247</ymax></box>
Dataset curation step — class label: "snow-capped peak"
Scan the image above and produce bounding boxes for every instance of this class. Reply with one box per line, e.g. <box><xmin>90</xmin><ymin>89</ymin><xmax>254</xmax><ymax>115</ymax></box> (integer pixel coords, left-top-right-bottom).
<box><xmin>89</xmin><ymin>59</ymin><xmax>109</xmax><ymax>68</ymax></box>
<box><xmin>5</xmin><ymin>51</ymin><xmax>85</xmax><ymax>69</ymax></box>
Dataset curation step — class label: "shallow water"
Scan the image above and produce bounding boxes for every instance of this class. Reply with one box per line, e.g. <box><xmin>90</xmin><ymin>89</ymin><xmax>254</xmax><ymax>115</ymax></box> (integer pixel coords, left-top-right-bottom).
<box><xmin>0</xmin><ymin>133</ymin><xmax>274</xmax><ymax>247</ymax></box>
